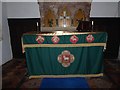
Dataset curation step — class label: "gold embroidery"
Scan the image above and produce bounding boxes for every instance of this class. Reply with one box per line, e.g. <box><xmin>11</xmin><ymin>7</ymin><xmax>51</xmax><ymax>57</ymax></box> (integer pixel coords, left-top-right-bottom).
<box><xmin>23</xmin><ymin>31</ymin><xmax>105</xmax><ymax>36</ymax></box>
<box><xmin>23</xmin><ymin>43</ymin><xmax>106</xmax><ymax>48</ymax></box>
<box><xmin>29</xmin><ymin>73</ymin><xmax>103</xmax><ymax>79</ymax></box>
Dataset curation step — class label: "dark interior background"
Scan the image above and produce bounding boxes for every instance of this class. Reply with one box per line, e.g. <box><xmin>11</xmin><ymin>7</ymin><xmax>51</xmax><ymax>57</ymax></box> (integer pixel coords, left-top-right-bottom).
<box><xmin>8</xmin><ymin>18</ymin><xmax>120</xmax><ymax>59</ymax></box>
<box><xmin>8</xmin><ymin>18</ymin><xmax>40</xmax><ymax>58</ymax></box>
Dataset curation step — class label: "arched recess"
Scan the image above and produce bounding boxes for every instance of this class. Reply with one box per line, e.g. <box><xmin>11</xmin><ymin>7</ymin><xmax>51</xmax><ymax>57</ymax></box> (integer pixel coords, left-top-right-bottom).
<box><xmin>43</xmin><ymin>9</ymin><xmax>56</xmax><ymax>27</ymax></box>
<box><xmin>58</xmin><ymin>6</ymin><xmax>71</xmax><ymax>27</ymax></box>
<box><xmin>73</xmin><ymin>9</ymin><xmax>86</xmax><ymax>27</ymax></box>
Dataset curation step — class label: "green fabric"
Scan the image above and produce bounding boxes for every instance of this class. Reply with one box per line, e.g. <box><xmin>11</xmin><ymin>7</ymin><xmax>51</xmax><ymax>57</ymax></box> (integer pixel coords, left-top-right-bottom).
<box><xmin>23</xmin><ymin>32</ymin><xmax>107</xmax><ymax>76</ymax></box>
<box><xmin>25</xmin><ymin>47</ymin><xmax>104</xmax><ymax>75</ymax></box>
<box><xmin>23</xmin><ymin>32</ymin><xmax>107</xmax><ymax>44</ymax></box>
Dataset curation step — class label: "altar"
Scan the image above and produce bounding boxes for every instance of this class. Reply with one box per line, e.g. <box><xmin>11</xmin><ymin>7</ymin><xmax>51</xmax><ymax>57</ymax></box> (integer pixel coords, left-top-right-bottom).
<box><xmin>21</xmin><ymin>1</ymin><xmax>107</xmax><ymax>78</ymax></box>
<box><xmin>22</xmin><ymin>31</ymin><xmax>107</xmax><ymax>78</ymax></box>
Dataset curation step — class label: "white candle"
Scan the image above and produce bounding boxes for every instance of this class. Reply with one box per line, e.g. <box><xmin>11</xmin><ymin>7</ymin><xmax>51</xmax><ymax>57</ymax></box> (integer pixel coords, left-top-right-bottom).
<box><xmin>37</xmin><ymin>22</ymin><xmax>39</xmax><ymax>26</ymax></box>
<box><xmin>92</xmin><ymin>21</ymin><xmax>94</xmax><ymax>26</ymax></box>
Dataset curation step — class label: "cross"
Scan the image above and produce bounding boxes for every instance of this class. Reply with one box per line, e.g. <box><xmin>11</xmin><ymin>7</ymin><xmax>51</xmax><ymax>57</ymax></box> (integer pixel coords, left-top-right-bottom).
<box><xmin>59</xmin><ymin>11</ymin><xmax>70</xmax><ymax>27</ymax></box>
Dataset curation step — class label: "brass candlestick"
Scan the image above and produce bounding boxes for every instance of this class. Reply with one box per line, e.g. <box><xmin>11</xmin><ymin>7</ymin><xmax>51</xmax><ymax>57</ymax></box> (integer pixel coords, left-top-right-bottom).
<box><xmin>92</xmin><ymin>21</ymin><xmax>94</xmax><ymax>32</ymax></box>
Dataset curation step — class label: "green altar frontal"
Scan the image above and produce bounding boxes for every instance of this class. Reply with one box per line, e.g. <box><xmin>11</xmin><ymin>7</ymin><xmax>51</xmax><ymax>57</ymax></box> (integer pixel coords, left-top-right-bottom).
<box><xmin>22</xmin><ymin>31</ymin><xmax>107</xmax><ymax>78</ymax></box>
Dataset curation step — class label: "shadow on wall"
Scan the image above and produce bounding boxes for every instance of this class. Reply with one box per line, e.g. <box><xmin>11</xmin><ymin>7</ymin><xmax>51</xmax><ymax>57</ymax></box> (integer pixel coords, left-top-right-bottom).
<box><xmin>0</xmin><ymin>30</ymin><xmax>1</xmax><ymax>42</ymax></box>
<box><xmin>118</xmin><ymin>46</ymin><xmax>120</xmax><ymax>60</ymax></box>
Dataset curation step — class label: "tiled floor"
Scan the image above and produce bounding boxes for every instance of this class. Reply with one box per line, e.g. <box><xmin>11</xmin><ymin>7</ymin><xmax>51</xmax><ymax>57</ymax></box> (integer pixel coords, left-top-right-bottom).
<box><xmin>2</xmin><ymin>58</ymin><xmax>120</xmax><ymax>89</ymax></box>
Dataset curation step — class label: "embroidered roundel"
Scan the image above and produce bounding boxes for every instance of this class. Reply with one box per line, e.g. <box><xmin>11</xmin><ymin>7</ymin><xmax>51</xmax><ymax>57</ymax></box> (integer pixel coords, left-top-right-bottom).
<box><xmin>36</xmin><ymin>35</ymin><xmax>45</xmax><ymax>44</ymax></box>
<box><xmin>51</xmin><ymin>35</ymin><xmax>60</xmax><ymax>44</ymax></box>
<box><xmin>86</xmin><ymin>34</ymin><xmax>94</xmax><ymax>43</ymax></box>
<box><xmin>58</xmin><ymin>50</ymin><xmax>75</xmax><ymax>67</ymax></box>
<box><xmin>70</xmin><ymin>35</ymin><xmax>79</xmax><ymax>44</ymax></box>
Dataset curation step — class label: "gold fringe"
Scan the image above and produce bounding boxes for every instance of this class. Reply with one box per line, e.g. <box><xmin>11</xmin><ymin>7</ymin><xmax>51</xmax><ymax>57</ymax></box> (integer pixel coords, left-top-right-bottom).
<box><xmin>29</xmin><ymin>73</ymin><xmax>103</xmax><ymax>79</ymax></box>
<box><xmin>23</xmin><ymin>43</ymin><xmax>106</xmax><ymax>48</ymax></box>
<box><xmin>21</xmin><ymin>37</ymin><xmax>25</xmax><ymax>53</ymax></box>
<box><xmin>23</xmin><ymin>31</ymin><xmax>104</xmax><ymax>36</ymax></box>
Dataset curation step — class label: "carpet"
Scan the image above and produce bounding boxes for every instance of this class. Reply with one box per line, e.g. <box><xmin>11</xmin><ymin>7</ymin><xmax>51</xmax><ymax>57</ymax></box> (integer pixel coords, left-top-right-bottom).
<box><xmin>40</xmin><ymin>77</ymin><xmax>90</xmax><ymax>89</ymax></box>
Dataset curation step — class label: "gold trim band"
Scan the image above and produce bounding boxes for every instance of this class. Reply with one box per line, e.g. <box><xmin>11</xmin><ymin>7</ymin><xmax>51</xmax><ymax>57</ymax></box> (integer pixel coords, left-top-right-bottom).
<box><xmin>23</xmin><ymin>31</ymin><xmax>105</xmax><ymax>36</ymax></box>
<box><xmin>29</xmin><ymin>73</ymin><xmax>103</xmax><ymax>79</ymax></box>
<box><xmin>23</xmin><ymin>43</ymin><xmax>106</xmax><ymax>48</ymax></box>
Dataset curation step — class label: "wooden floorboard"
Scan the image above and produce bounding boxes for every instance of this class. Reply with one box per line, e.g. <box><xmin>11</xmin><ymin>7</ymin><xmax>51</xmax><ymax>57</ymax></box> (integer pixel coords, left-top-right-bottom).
<box><xmin>2</xmin><ymin>58</ymin><xmax>120</xmax><ymax>89</ymax></box>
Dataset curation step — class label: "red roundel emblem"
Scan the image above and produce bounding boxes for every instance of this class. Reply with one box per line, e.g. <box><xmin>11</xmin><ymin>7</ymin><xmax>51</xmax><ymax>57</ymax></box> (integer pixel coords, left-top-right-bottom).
<box><xmin>36</xmin><ymin>35</ymin><xmax>45</xmax><ymax>44</ymax></box>
<box><xmin>70</xmin><ymin>35</ymin><xmax>79</xmax><ymax>44</ymax></box>
<box><xmin>86</xmin><ymin>34</ymin><xmax>94</xmax><ymax>43</ymax></box>
<box><xmin>58</xmin><ymin>50</ymin><xmax>75</xmax><ymax>67</ymax></box>
<box><xmin>51</xmin><ymin>35</ymin><xmax>60</xmax><ymax>44</ymax></box>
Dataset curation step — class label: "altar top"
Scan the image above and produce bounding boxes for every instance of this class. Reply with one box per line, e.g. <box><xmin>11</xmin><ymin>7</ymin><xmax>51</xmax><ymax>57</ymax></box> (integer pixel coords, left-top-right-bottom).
<box><xmin>23</xmin><ymin>31</ymin><xmax>107</xmax><ymax>36</ymax></box>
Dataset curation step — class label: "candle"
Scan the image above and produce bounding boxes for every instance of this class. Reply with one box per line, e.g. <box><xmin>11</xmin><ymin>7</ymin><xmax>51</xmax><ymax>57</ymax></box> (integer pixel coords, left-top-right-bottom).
<box><xmin>36</xmin><ymin>22</ymin><xmax>39</xmax><ymax>33</ymax></box>
<box><xmin>37</xmin><ymin>22</ymin><xmax>39</xmax><ymax>26</ymax></box>
<box><xmin>92</xmin><ymin>21</ymin><xmax>94</xmax><ymax>32</ymax></box>
<box><xmin>92</xmin><ymin>21</ymin><xmax>94</xmax><ymax>26</ymax></box>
